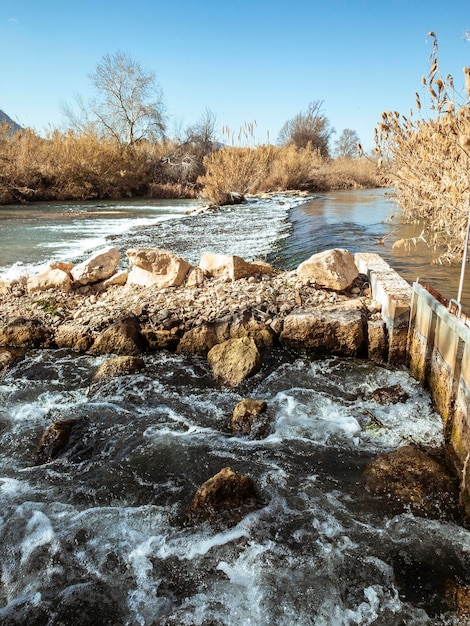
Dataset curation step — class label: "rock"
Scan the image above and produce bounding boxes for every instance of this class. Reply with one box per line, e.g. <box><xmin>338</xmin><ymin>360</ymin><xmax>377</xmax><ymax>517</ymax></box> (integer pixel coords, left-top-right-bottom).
<box><xmin>91</xmin><ymin>355</ymin><xmax>145</xmax><ymax>383</ymax></box>
<box><xmin>185</xmin><ymin>266</ymin><xmax>205</xmax><ymax>287</ymax></box>
<box><xmin>0</xmin><ymin>348</ymin><xmax>22</xmax><ymax>375</ymax></box>
<box><xmin>27</xmin><ymin>268</ymin><xmax>71</xmax><ymax>293</ymax></box>
<box><xmin>280</xmin><ymin>300</ymin><xmax>366</xmax><ymax>356</ymax></box>
<box><xmin>89</xmin><ymin>317</ymin><xmax>147</xmax><ymax>356</ymax></box>
<box><xmin>187</xmin><ymin>467</ymin><xmax>259</xmax><ymax>523</ymax></box>
<box><xmin>93</xmin><ymin>270</ymin><xmax>129</xmax><ymax>291</ymax></box>
<box><xmin>34</xmin><ymin>418</ymin><xmax>86</xmax><ymax>464</ymax></box>
<box><xmin>371</xmin><ymin>384</ymin><xmax>409</xmax><ymax>404</ymax></box>
<box><xmin>199</xmin><ymin>253</ymin><xmax>271</xmax><ymax>281</ymax></box>
<box><xmin>250</xmin><ymin>260</ymin><xmax>274</xmax><ymax>275</ymax></box>
<box><xmin>0</xmin><ymin>279</ymin><xmax>11</xmax><ymax>296</ymax></box>
<box><xmin>207</xmin><ymin>337</ymin><xmax>262</xmax><ymax>386</ymax></box>
<box><xmin>297</xmin><ymin>248</ymin><xmax>359</xmax><ymax>291</ymax></box>
<box><xmin>177</xmin><ymin>312</ymin><xmax>275</xmax><ymax>356</ymax></box>
<box><xmin>54</xmin><ymin>323</ymin><xmax>93</xmax><ymax>352</ymax></box>
<box><xmin>177</xmin><ymin>324</ymin><xmax>219</xmax><ymax>355</ymax></box>
<box><xmin>364</xmin><ymin>445</ymin><xmax>460</xmax><ymax>519</ymax></box>
<box><xmin>228</xmin><ymin>310</ymin><xmax>276</xmax><ymax>349</ymax></box>
<box><xmin>230</xmin><ymin>399</ymin><xmax>269</xmax><ymax>438</ymax></box>
<box><xmin>445</xmin><ymin>581</ymin><xmax>470</xmax><ymax>620</ymax></box>
<box><xmin>126</xmin><ymin>248</ymin><xmax>190</xmax><ymax>289</ymax></box>
<box><xmin>141</xmin><ymin>327</ymin><xmax>181</xmax><ymax>350</ymax></box>
<box><xmin>367</xmin><ymin>318</ymin><xmax>388</xmax><ymax>362</ymax></box>
<box><xmin>49</xmin><ymin>261</ymin><xmax>75</xmax><ymax>273</ymax></box>
<box><xmin>71</xmin><ymin>246</ymin><xmax>120</xmax><ymax>286</ymax></box>
<box><xmin>0</xmin><ymin>317</ymin><xmax>51</xmax><ymax>348</ymax></box>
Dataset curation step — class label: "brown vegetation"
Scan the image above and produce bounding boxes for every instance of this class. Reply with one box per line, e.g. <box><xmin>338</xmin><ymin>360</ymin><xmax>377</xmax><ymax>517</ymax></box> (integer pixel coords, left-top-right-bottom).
<box><xmin>0</xmin><ymin>124</ymin><xmax>381</xmax><ymax>207</ymax></box>
<box><xmin>0</xmin><ymin>126</ymin><xmax>199</xmax><ymax>204</ymax></box>
<box><xmin>198</xmin><ymin>144</ymin><xmax>380</xmax><ymax>205</ymax></box>
<box><xmin>375</xmin><ymin>32</ymin><xmax>470</xmax><ymax>264</ymax></box>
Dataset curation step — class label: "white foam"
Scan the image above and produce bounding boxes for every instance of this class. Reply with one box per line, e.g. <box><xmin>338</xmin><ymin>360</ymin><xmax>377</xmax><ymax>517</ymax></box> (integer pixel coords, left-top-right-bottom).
<box><xmin>20</xmin><ymin>510</ymin><xmax>58</xmax><ymax>566</ymax></box>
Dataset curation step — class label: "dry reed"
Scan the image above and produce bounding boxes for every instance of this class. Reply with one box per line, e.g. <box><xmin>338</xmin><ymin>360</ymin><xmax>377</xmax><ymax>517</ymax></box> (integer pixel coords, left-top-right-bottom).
<box><xmin>375</xmin><ymin>33</ymin><xmax>470</xmax><ymax>263</ymax></box>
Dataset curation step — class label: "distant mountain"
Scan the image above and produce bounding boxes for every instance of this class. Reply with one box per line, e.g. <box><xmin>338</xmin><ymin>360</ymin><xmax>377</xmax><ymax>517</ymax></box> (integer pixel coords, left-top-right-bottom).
<box><xmin>0</xmin><ymin>110</ymin><xmax>22</xmax><ymax>132</ymax></box>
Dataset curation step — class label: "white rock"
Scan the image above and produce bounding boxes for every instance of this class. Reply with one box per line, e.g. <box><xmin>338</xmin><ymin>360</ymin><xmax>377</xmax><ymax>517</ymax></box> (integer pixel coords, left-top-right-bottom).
<box><xmin>71</xmin><ymin>247</ymin><xmax>120</xmax><ymax>286</ymax></box>
<box><xmin>126</xmin><ymin>248</ymin><xmax>190</xmax><ymax>289</ymax></box>
<box><xmin>199</xmin><ymin>253</ymin><xmax>272</xmax><ymax>281</ymax></box>
<box><xmin>296</xmin><ymin>248</ymin><xmax>359</xmax><ymax>291</ymax></box>
<box><xmin>27</xmin><ymin>268</ymin><xmax>71</xmax><ymax>293</ymax></box>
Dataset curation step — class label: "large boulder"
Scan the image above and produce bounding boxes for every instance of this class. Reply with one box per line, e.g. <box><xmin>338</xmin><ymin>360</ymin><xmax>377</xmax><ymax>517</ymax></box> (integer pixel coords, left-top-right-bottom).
<box><xmin>297</xmin><ymin>248</ymin><xmax>359</xmax><ymax>291</ymax></box>
<box><xmin>177</xmin><ymin>312</ymin><xmax>275</xmax><ymax>356</ymax></box>
<box><xmin>364</xmin><ymin>445</ymin><xmax>460</xmax><ymax>519</ymax></box>
<box><xmin>126</xmin><ymin>248</ymin><xmax>190</xmax><ymax>288</ymax></box>
<box><xmin>27</xmin><ymin>268</ymin><xmax>71</xmax><ymax>293</ymax></box>
<box><xmin>199</xmin><ymin>253</ymin><xmax>272</xmax><ymax>281</ymax></box>
<box><xmin>280</xmin><ymin>300</ymin><xmax>366</xmax><ymax>356</ymax></box>
<box><xmin>54</xmin><ymin>323</ymin><xmax>93</xmax><ymax>352</ymax></box>
<box><xmin>177</xmin><ymin>324</ymin><xmax>219</xmax><ymax>355</ymax></box>
<box><xmin>230</xmin><ymin>399</ymin><xmax>269</xmax><ymax>438</ymax></box>
<box><xmin>89</xmin><ymin>317</ymin><xmax>146</xmax><ymax>356</ymax></box>
<box><xmin>0</xmin><ymin>317</ymin><xmax>51</xmax><ymax>348</ymax></box>
<box><xmin>207</xmin><ymin>337</ymin><xmax>261</xmax><ymax>386</ymax></box>
<box><xmin>187</xmin><ymin>467</ymin><xmax>259</xmax><ymax>523</ymax></box>
<box><xmin>71</xmin><ymin>246</ymin><xmax>120</xmax><ymax>286</ymax></box>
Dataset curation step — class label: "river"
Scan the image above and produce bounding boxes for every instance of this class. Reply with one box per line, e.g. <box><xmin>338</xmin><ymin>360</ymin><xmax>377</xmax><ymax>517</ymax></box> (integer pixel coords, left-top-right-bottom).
<box><xmin>0</xmin><ymin>190</ymin><xmax>468</xmax><ymax>625</ymax></box>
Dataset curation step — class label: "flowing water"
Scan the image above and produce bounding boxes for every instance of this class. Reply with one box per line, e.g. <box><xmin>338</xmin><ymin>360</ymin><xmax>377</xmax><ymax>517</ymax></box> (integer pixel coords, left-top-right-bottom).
<box><xmin>0</xmin><ymin>191</ymin><xmax>469</xmax><ymax>625</ymax></box>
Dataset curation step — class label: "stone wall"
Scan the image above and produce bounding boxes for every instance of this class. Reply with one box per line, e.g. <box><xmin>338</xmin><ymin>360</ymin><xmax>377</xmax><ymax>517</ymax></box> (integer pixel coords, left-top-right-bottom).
<box><xmin>355</xmin><ymin>252</ymin><xmax>413</xmax><ymax>364</ymax></box>
<box><xmin>407</xmin><ymin>282</ymin><xmax>470</xmax><ymax>475</ymax></box>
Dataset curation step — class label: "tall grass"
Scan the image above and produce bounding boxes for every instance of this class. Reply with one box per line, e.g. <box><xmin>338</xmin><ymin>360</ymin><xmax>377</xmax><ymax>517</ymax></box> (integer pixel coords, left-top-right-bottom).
<box><xmin>0</xmin><ymin>127</ymin><xmax>149</xmax><ymax>202</ymax></box>
<box><xmin>0</xmin><ymin>125</ymin><xmax>380</xmax><ymax>206</ymax></box>
<box><xmin>198</xmin><ymin>144</ymin><xmax>380</xmax><ymax>205</ymax></box>
<box><xmin>375</xmin><ymin>32</ymin><xmax>470</xmax><ymax>264</ymax></box>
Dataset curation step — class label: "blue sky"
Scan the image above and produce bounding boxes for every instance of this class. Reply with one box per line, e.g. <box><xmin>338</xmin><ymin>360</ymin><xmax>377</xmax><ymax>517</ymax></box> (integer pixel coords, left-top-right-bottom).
<box><xmin>1</xmin><ymin>0</ymin><xmax>469</xmax><ymax>151</ymax></box>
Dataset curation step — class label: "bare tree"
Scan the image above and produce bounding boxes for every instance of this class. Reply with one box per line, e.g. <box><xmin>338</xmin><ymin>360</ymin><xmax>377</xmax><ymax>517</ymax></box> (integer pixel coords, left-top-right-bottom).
<box><xmin>65</xmin><ymin>51</ymin><xmax>166</xmax><ymax>146</ymax></box>
<box><xmin>334</xmin><ymin>128</ymin><xmax>361</xmax><ymax>158</ymax></box>
<box><xmin>159</xmin><ymin>108</ymin><xmax>218</xmax><ymax>182</ymax></box>
<box><xmin>277</xmin><ymin>100</ymin><xmax>335</xmax><ymax>157</ymax></box>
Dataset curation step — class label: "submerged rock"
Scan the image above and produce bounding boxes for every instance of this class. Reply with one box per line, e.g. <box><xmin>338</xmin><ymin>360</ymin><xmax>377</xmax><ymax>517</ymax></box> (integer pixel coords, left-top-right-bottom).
<box><xmin>187</xmin><ymin>467</ymin><xmax>259</xmax><ymax>523</ymax></box>
<box><xmin>91</xmin><ymin>355</ymin><xmax>145</xmax><ymax>384</ymax></box>
<box><xmin>207</xmin><ymin>337</ymin><xmax>261</xmax><ymax>386</ymax></box>
<box><xmin>35</xmin><ymin>418</ymin><xmax>86</xmax><ymax>464</ymax></box>
<box><xmin>230</xmin><ymin>398</ymin><xmax>269</xmax><ymax>438</ymax></box>
<box><xmin>364</xmin><ymin>445</ymin><xmax>460</xmax><ymax>519</ymax></box>
<box><xmin>371</xmin><ymin>383</ymin><xmax>410</xmax><ymax>404</ymax></box>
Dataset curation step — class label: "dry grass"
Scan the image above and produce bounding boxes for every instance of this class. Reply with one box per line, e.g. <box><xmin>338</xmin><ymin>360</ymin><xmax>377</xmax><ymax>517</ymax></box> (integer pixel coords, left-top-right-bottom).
<box><xmin>375</xmin><ymin>33</ymin><xmax>470</xmax><ymax>264</ymax></box>
<box><xmin>0</xmin><ymin>127</ymin><xmax>158</xmax><ymax>203</ymax></box>
<box><xmin>198</xmin><ymin>144</ymin><xmax>380</xmax><ymax>205</ymax></box>
<box><xmin>0</xmin><ymin>124</ymin><xmax>381</xmax><ymax>207</ymax></box>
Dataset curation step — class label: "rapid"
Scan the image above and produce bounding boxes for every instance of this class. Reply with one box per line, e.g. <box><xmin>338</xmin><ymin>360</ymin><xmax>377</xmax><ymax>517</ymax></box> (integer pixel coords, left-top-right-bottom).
<box><xmin>0</xmin><ymin>190</ymin><xmax>469</xmax><ymax>625</ymax></box>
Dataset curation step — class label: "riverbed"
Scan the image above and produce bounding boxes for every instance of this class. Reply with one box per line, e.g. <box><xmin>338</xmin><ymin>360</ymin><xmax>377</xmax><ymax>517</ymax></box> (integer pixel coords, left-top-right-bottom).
<box><xmin>0</xmin><ymin>191</ymin><xmax>468</xmax><ymax>625</ymax></box>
